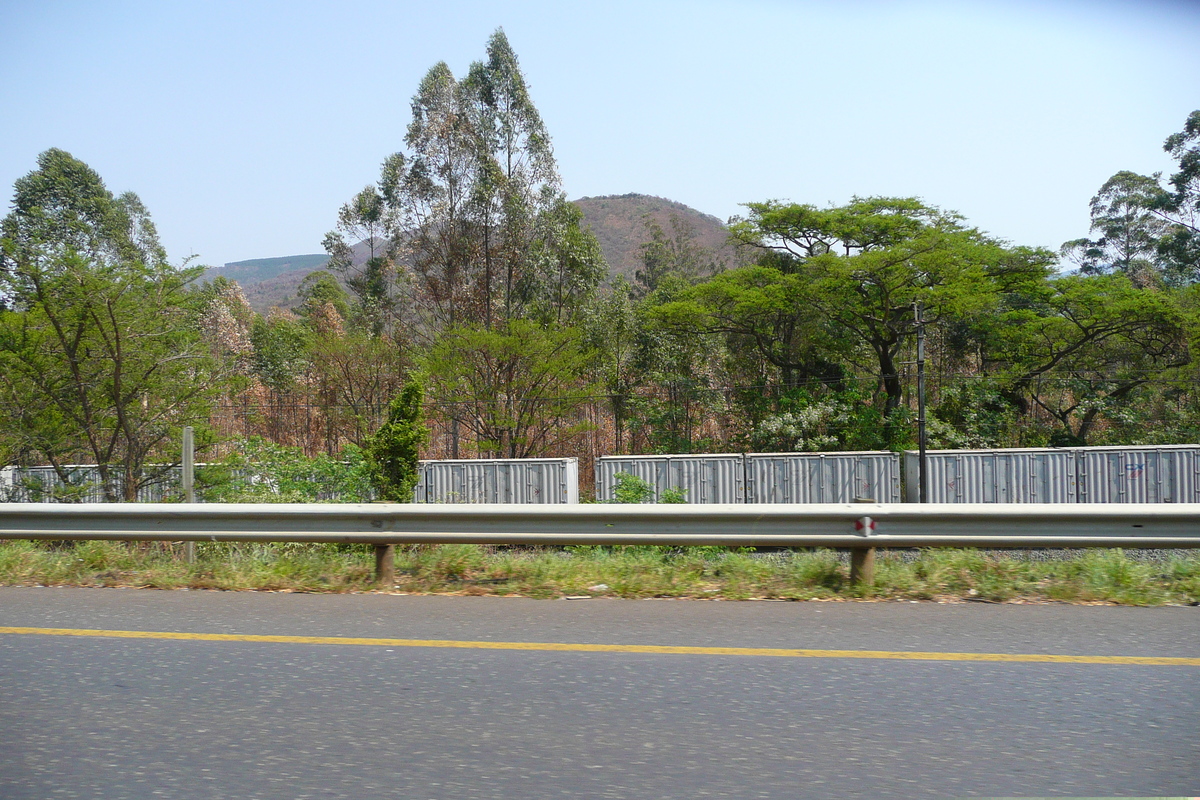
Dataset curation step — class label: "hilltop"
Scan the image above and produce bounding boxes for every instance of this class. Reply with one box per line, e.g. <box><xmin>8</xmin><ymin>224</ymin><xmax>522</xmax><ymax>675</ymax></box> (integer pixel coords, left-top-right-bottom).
<box><xmin>574</xmin><ymin>193</ymin><xmax>744</xmax><ymax>280</ymax></box>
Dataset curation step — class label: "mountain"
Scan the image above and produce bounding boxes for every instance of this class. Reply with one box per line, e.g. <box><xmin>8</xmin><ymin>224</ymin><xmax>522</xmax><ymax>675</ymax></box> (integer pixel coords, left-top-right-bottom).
<box><xmin>202</xmin><ymin>254</ymin><xmax>330</xmax><ymax>313</ymax></box>
<box><xmin>205</xmin><ymin>254</ymin><xmax>330</xmax><ymax>286</ymax></box>
<box><xmin>573</xmin><ymin>193</ymin><xmax>745</xmax><ymax>280</ymax></box>
<box><xmin>205</xmin><ymin>195</ymin><xmax>742</xmax><ymax>312</ymax></box>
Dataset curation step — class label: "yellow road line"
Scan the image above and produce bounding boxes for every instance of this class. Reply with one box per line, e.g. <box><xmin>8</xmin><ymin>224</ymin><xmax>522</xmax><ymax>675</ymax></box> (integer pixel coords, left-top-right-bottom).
<box><xmin>1</xmin><ymin>626</ymin><xmax>1197</xmax><ymax>665</ymax></box>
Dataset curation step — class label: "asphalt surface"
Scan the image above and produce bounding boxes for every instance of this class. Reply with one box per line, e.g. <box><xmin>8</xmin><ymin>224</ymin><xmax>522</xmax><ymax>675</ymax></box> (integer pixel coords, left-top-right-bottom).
<box><xmin>0</xmin><ymin>587</ymin><xmax>1197</xmax><ymax>799</ymax></box>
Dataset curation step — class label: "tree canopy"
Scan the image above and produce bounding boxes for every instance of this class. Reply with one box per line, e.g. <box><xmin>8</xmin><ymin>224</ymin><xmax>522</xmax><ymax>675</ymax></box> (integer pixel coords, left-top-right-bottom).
<box><xmin>0</xmin><ymin>149</ymin><xmax>222</xmax><ymax>499</ymax></box>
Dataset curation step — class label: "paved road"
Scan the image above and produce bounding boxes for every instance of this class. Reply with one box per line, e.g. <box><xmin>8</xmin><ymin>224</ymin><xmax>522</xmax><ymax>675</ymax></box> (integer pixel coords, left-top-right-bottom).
<box><xmin>0</xmin><ymin>587</ymin><xmax>1197</xmax><ymax>799</ymax></box>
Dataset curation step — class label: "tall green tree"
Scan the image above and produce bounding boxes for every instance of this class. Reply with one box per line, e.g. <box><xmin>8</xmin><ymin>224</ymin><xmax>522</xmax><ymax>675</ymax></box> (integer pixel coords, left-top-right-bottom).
<box><xmin>1064</xmin><ymin>110</ymin><xmax>1200</xmax><ymax>286</ymax></box>
<box><xmin>1060</xmin><ymin>171</ymin><xmax>1172</xmax><ymax>287</ymax></box>
<box><xmin>321</xmin><ymin>185</ymin><xmax>400</xmax><ymax>336</ymax></box>
<box><xmin>342</xmin><ymin>29</ymin><xmax>605</xmax><ymax>334</ymax></box>
<box><xmin>463</xmin><ymin>28</ymin><xmax>562</xmax><ymax>325</ymax></box>
<box><xmin>1154</xmin><ymin>110</ymin><xmax>1200</xmax><ymax>282</ymax></box>
<box><xmin>398</xmin><ymin>61</ymin><xmax>482</xmax><ymax>329</ymax></box>
<box><xmin>0</xmin><ymin>149</ymin><xmax>221</xmax><ymax>500</ymax></box>
<box><xmin>635</xmin><ymin>213</ymin><xmax>720</xmax><ymax>296</ymax></box>
<box><xmin>521</xmin><ymin>197</ymin><xmax>606</xmax><ymax>326</ymax></box>
<box><xmin>365</xmin><ymin>380</ymin><xmax>429</xmax><ymax>502</ymax></box>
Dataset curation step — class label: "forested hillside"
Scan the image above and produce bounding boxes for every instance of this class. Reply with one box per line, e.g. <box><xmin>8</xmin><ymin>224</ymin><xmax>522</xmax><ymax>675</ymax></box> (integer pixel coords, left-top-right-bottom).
<box><xmin>574</xmin><ymin>194</ymin><xmax>744</xmax><ymax>280</ymax></box>
<box><xmin>2</xmin><ymin>29</ymin><xmax>1198</xmax><ymax>496</ymax></box>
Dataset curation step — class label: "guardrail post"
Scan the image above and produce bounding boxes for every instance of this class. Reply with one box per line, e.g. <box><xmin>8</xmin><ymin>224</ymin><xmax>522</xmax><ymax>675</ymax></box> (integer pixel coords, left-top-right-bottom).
<box><xmin>850</xmin><ymin>502</ymin><xmax>876</xmax><ymax>587</ymax></box>
<box><xmin>374</xmin><ymin>544</ymin><xmax>395</xmax><ymax>586</ymax></box>
<box><xmin>182</xmin><ymin>426</ymin><xmax>196</xmax><ymax>565</ymax></box>
<box><xmin>849</xmin><ymin>547</ymin><xmax>875</xmax><ymax>586</ymax></box>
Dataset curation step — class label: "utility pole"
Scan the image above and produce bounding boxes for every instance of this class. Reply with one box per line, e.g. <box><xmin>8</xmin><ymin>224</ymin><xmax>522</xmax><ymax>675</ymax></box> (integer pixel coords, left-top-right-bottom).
<box><xmin>914</xmin><ymin>302</ymin><xmax>928</xmax><ymax>503</ymax></box>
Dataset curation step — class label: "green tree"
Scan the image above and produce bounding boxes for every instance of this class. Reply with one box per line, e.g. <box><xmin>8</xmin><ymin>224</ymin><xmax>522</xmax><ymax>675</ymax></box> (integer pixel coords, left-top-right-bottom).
<box><xmin>398</xmin><ymin>61</ymin><xmax>482</xmax><ymax>328</ymax></box>
<box><xmin>635</xmin><ymin>213</ymin><xmax>720</xmax><ymax>296</ymax></box>
<box><xmin>424</xmin><ymin>320</ymin><xmax>596</xmax><ymax>458</ymax></box>
<box><xmin>0</xmin><ymin>149</ymin><xmax>221</xmax><ymax>501</ymax></box>
<box><xmin>654</xmin><ymin>263</ymin><xmax>847</xmax><ymax>390</ymax></box>
<box><xmin>365</xmin><ymin>380</ymin><xmax>429</xmax><ymax>502</ymax></box>
<box><xmin>583</xmin><ymin>277</ymin><xmax>644</xmax><ymax>453</ymax></box>
<box><xmin>322</xmin><ymin>183</ymin><xmax>401</xmax><ymax>336</ymax></box>
<box><xmin>350</xmin><ymin>29</ymin><xmax>606</xmax><ymax>333</ymax></box>
<box><xmin>981</xmin><ymin>274</ymin><xmax>1191</xmax><ymax>444</ymax></box>
<box><xmin>629</xmin><ymin>277</ymin><xmax>725</xmax><ymax>453</ymax></box>
<box><xmin>1060</xmin><ymin>171</ymin><xmax>1172</xmax><ymax>287</ymax></box>
<box><xmin>728</xmin><ymin>197</ymin><xmax>1052</xmax><ymax>432</ymax></box>
<box><xmin>249</xmin><ymin>310</ymin><xmax>309</xmax><ymax>394</ymax></box>
<box><xmin>1063</xmin><ymin>110</ymin><xmax>1200</xmax><ymax>286</ymax></box>
<box><xmin>521</xmin><ymin>197</ymin><xmax>606</xmax><ymax>326</ymax></box>
<box><xmin>1154</xmin><ymin>110</ymin><xmax>1200</xmax><ymax>282</ymax></box>
<box><xmin>463</xmin><ymin>28</ymin><xmax>562</xmax><ymax>326</ymax></box>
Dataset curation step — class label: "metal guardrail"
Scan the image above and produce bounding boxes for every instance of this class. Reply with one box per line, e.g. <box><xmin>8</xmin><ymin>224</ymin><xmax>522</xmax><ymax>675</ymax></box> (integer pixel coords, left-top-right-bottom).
<box><xmin>3</xmin><ymin>502</ymin><xmax>1198</xmax><ymax>585</ymax></box>
<box><xmin>1</xmin><ymin>502</ymin><xmax>1198</xmax><ymax>548</ymax></box>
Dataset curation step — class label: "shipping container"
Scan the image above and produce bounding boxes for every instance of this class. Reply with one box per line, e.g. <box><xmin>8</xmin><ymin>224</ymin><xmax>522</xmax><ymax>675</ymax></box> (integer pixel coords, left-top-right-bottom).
<box><xmin>905</xmin><ymin>448</ymin><xmax>1078</xmax><ymax>504</ymax></box>
<box><xmin>414</xmin><ymin>458</ymin><xmax>579</xmax><ymax>504</ymax></box>
<box><xmin>0</xmin><ymin>465</ymin><xmax>182</xmax><ymax>503</ymax></box>
<box><xmin>1076</xmin><ymin>445</ymin><xmax>1200</xmax><ymax>503</ymax></box>
<box><xmin>745</xmin><ymin>451</ymin><xmax>901</xmax><ymax>504</ymax></box>
<box><xmin>595</xmin><ymin>454</ymin><xmax>745</xmax><ymax>503</ymax></box>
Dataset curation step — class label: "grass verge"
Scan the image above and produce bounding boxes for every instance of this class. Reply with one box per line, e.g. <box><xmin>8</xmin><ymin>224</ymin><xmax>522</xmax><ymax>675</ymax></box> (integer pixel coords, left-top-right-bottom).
<box><xmin>0</xmin><ymin>542</ymin><xmax>1198</xmax><ymax>605</ymax></box>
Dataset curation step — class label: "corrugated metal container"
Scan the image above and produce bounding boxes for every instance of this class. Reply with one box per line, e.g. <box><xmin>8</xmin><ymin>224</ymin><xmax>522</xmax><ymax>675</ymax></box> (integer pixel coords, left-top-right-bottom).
<box><xmin>0</xmin><ymin>465</ymin><xmax>182</xmax><ymax>503</ymax></box>
<box><xmin>1076</xmin><ymin>445</ymin><xmax>1200</xmax><ymax>503</ymax></box>
<box><xmin>745</xmin><ymin>451</ymin><xmax>901</xmax><ymax>504</ymax></box>
<box><xmin>905</xmin><ymin>448</ymin><xmax>1078</xmax><ymax>504</ymax></box>
<box><xmin>595</xmin><ymin>454</ymin><xmax>745</xmax><ymax>503</ymax></box>
<box><xmin>414</xmin><ymin>458</ymin><xmax>579</xmax><ymax>504</ymax></box>
<box><xmin>0</xmin><ymin>466</ymin><xmax>14</xmax><ymax>501</ymax></box>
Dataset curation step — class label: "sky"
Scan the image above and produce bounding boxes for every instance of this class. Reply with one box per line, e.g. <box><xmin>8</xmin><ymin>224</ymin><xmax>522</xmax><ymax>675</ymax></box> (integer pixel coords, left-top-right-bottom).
<box><xmin>2</xmin><ymin>0</ymin><xmax>1198</xmax><ymax>268</ymax></box>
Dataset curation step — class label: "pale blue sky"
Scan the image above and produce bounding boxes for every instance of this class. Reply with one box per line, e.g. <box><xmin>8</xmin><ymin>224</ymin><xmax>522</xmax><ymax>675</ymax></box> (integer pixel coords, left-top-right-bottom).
<box><xmin>2</xmin><ymin>0</ymin><xmax>1198</xmax><ymax>267</ymax></box>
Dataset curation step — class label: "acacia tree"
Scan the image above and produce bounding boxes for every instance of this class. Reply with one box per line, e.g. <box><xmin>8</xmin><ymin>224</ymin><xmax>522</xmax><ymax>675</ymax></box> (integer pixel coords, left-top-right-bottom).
<box><xmin>726</xmin><ymin>197</ymin><xmax>1052</xmax><ymax>431</ymax></box>
<box><xmin>0</xmin><ymin>149</ymin><xmax>221</xmax><ymax>500</ymax></box>
<box><xmin>979</xmin><ymin>274</ymin><xmax>1190</xmax><ymax>444</ymax></box>
<box><xmin>653</xmin><ymin>262</ymin><xmax>849</xmax><ymax>390</ymax></box>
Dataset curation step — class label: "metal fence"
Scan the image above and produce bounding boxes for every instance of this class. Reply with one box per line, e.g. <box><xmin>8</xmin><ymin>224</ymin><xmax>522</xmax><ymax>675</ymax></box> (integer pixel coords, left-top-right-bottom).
<box><xmin>906</xmin><ymin>445</ymin><xmax>1200</xmax><ymax>504</ymax></box>
<box><xmin>1077</xmin><ymin>446</ymin><xmax>1200</xmax><ymax>503</ymax></box>
<box><xmin>596</xmin><ymin>452</ymin><xmax>900</xmax><ymax>504</ymax></box>
<box><xmin>904</xmin><ymin>448</ymin><xmax>1079</xmax><ymax>504</ymax></box>
<box><xmin>0</xmin><ymin>465</ymin><xmax>185</xmax><ymax>504</ymax></box>
<box><xmin>745</xmin><ymin>452</ymin><xmax>901</xmax><ymax>504</ymax></box>
<box><xmin>8</xmin><ymin>444</ymin><xmax>1200</xmax><ymax>506</ymax></box>
<box><xmin>414</xmin><ymin>458</ymin><xmax>579</xmax><ymax>504</ymax></box>
<box><xmin>595</xmin><ymin>454</ymin><xmax>746</xmax><ymax>503</ymax></box>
